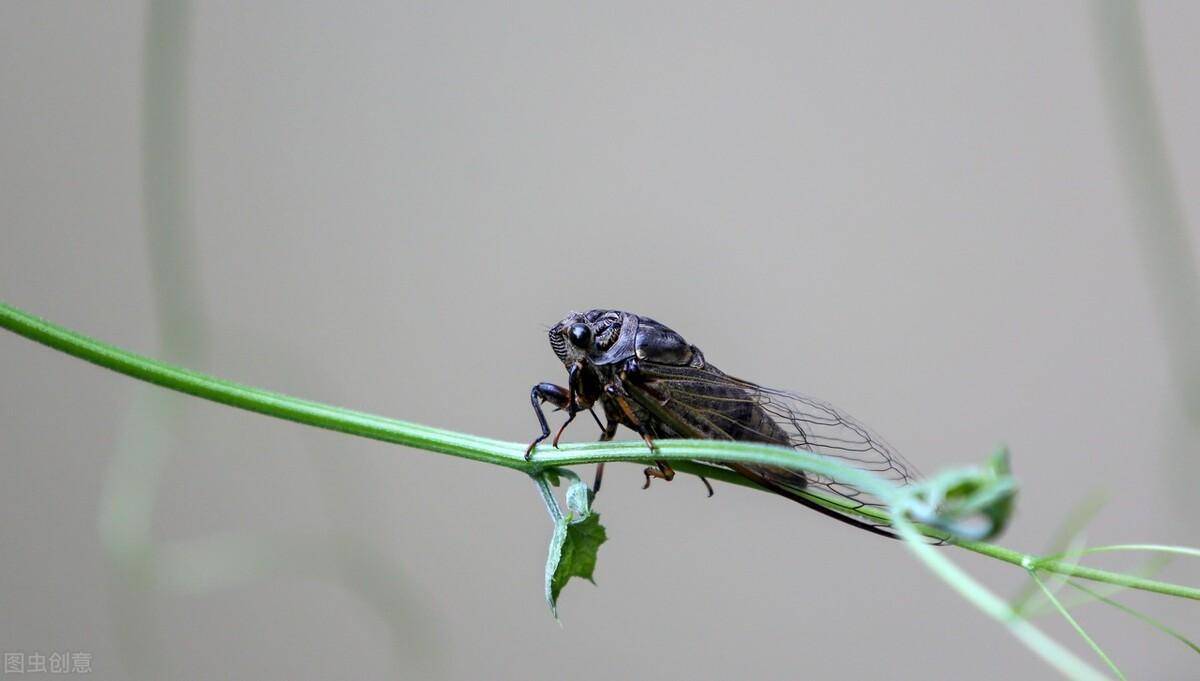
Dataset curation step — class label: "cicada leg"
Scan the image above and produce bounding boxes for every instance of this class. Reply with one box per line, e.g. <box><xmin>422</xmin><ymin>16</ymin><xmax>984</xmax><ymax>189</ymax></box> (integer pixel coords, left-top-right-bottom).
<box><xmin>613</xmin><ymin>367</ymin><xmax>714</xmax><ymax>497</ymax></box>
<box><xmin>604</xmin><ymin>382</ymin><xmax>680</xmax><ymax>490</ymax></box>
<box><xmin>592</xmin><ymin>408</ymin><xmax>618</xmax><ymax>495</ymax></box>
<box><xmin>525</xmin><ymin>382</ymin><xmax>570</xmax><ymax>459</ymax></box>
<box><xmin>549</xmin><ymin>364</ymin><xmax>588</xmax><ymax>448</ymax></box>
<box><xmin>550</xmin><ymin>411</ymin><xmax>576</xmax><ymax>448</ymax></box>
<box><xmin>604</xmin><ymin>382</ymin><xmax>656</xmax><ymax>451</ymax></box>
<box><xmin>641</xmin><ymin>461</ymin><xmax>675</xmax><ymax>489</ymax></box>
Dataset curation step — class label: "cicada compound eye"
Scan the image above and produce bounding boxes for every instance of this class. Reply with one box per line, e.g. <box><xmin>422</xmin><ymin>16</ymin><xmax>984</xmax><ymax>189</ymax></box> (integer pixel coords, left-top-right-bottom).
<box><xmin>567</xmin><ymin>323</ymin><xmax>592</xmax><ymax>349</ymax></box>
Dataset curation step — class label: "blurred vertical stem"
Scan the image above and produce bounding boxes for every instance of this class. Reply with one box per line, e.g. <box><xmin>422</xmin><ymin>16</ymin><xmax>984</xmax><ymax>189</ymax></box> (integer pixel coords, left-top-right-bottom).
<box><xmin>141</xmin><ymin>0</ymin><xmax>205</xmax><ymax>359</ymax></box>
<box><xmin>99</xmin><ymin>0</ymin><xmax>201</xmax><ymax>558</ymax></box>
<box><xmin>1090</xmin><ymin>2</ymin><xmax>1200</xmax><ymax>514</ymax></box>
<box><xmin>99</xmin><ymin>1</ymin><xmax>198</xmax><ymax>677</ymax></box>
<box><xmin>104</xmin><ymin>6</ymin><xmax>436</xmax><ymax>677</ymax></box>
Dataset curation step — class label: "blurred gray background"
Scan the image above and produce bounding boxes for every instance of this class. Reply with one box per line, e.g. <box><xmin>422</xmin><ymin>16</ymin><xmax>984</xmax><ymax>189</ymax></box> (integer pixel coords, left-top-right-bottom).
<box><xmin>2</xmin><ymin>2</ymin><xmax>1198</xmax><ymax>679</ymax></box>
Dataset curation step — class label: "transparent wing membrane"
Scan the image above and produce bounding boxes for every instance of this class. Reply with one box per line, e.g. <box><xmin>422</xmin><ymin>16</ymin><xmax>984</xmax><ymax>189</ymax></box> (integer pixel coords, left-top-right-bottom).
<box><xmin>628</xmin><ymin>362</ymin><xmax>919</xmax><ymax>529</ymax></box>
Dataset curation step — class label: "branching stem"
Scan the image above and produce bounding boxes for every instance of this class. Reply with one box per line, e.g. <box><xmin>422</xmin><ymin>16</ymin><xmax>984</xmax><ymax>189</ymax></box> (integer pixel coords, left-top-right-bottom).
<box><xmin>3</xmin><ymin>299</ymin><xmax>1198</xmax><ymax>604</ymax></box>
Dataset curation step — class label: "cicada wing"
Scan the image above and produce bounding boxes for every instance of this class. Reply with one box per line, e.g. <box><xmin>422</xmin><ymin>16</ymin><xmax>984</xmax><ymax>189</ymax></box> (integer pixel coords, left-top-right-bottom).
<box><xmin>626</xmin><ymin>361</ymin><xmax>919</xmax><ymax>531</ymax></box>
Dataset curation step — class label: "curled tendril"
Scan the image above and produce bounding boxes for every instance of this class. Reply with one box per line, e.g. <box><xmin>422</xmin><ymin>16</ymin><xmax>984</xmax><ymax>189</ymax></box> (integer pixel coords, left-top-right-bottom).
<box><xmin>900</xmin><ymin>448</ymin><xmax>1017</xmax><ymax>541</ymax></box>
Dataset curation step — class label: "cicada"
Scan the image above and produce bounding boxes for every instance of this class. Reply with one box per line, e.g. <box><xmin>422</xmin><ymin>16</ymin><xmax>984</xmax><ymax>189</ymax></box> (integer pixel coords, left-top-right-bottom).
<box><xmin>526</xmin><ymin>309</ymin><xmax>919</xmax><ymax>538</ymax></box>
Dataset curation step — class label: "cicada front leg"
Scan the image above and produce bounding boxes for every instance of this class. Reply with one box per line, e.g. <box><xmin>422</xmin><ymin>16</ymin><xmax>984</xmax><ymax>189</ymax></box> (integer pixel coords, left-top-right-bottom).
<box><xmin>525</xmin><ymin>382</ymin><xmax>570</xmax><ymax>459</ymax></box>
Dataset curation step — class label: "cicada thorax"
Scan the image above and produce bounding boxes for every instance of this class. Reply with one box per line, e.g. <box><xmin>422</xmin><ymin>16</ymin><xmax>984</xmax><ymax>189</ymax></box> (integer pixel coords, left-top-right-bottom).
<box><xmin>630</xmin><ymin>316</ymin><xmax>697</xmax><ymax>367</ymax></box>
<box><xmin>602</xmin><ymin>314</ymin><xmax>789</xmax><ymax>443</ymax></box>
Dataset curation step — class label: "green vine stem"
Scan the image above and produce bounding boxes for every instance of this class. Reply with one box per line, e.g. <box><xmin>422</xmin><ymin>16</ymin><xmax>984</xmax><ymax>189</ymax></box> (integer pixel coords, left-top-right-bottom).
<box><xmin>2</xmin><ymin>299</ymin><xmax>1197</xmax><ymax>604</ymax></box>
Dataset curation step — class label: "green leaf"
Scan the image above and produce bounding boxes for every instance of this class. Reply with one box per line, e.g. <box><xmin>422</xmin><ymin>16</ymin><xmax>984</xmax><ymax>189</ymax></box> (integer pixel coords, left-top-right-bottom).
<box><xmin>534</xmin><ymin>471</ymin><xmax>608</xmax><ymax>619</ymax></box>
<box><xmin>548</xmin><ymin>511</ymin><xmax>607</xmax><ymax>615</ymax></box>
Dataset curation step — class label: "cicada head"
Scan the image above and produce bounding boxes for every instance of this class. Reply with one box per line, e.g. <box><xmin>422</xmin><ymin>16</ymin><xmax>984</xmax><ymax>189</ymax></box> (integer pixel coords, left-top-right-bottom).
<box><xmin>547</xmin><ymin>309</ymin><xmax>630</xmax><ymax>367</ymax></box>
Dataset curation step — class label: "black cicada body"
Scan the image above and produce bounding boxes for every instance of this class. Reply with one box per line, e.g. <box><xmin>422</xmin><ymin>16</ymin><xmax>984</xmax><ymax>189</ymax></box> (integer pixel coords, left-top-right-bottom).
<box><xmin>527</xmin><ymin>309</ymin><xmax>919</xmax><ymax>538</ymax></box>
